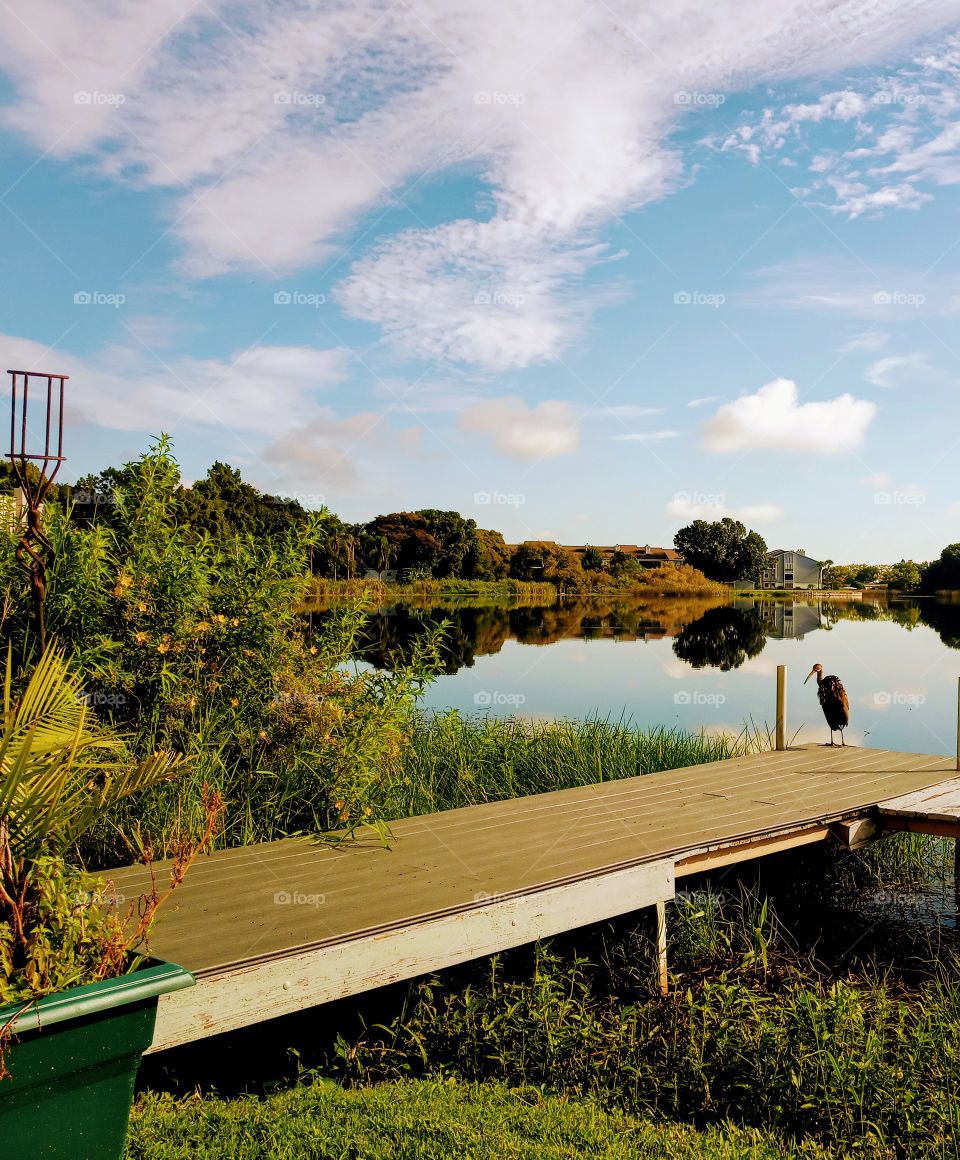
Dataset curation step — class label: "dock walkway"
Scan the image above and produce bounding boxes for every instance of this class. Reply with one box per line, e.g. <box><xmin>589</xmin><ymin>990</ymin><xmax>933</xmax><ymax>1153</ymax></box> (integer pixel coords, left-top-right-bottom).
<box><xmin>109</xmin><ymin>744</ymin><xmax>959</xmax><ymax>1053</ymax></box>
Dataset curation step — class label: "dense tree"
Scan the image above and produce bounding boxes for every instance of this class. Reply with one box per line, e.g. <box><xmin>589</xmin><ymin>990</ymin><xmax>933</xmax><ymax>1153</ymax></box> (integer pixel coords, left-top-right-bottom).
<box><xmin>673</xmin><ymin>519</ymin><xmax>767</xmax><ymax>584</ymax></box>
<box><xmin>509</xmin><ymin>541</ymin><xmax>583</xmax><ymax>586</ymax></box>
<box><xmin>886</xmin><ymin>559</ymin><xmax>923</xmax><ymax>592</ymax></box>
<box><xmin>608</xmin><ymin>549</ymin><xmax>639</xmax><ymax>579</ymax></box>
<box><xmin>581</xmin><ymin>546</ymin><xmax>605</xmax><ymax>572</ymax></box>
<box><xmin>415</xmin><ymin>510</ymin><xmax>478</xmax><ymax>578</ymax></box>
<box><xmin>360</xmin><ymin>513</ymin><xmax>442</xmax><ymax>575</ymax></box>
<box><xmin>464</xmin><ymin>528</ymin><xmax>511</xmax><ymax>580</ymax></box>
<box><xmin>922</xmin><ymin>544</ymin><xmax>960</xmax><ymax>592</ymax></box>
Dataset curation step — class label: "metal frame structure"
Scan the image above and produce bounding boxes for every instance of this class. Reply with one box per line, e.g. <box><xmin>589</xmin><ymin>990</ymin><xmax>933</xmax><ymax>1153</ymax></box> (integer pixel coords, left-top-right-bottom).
<box><xmin>6</xmin><ymin>369</ymin><xmax>68</xmax><ymax>651</ymax></box>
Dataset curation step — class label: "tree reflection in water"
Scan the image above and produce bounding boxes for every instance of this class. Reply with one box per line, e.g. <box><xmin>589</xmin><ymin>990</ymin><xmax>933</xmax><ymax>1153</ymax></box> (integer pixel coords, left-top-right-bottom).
<box><xmin>672</xmin><ymin>605</ymin><xmax>767</xmax><ymax>672</ymax></box>
<box><xmin>306</xmin><ymin>593</ymin><xmax>960</xmax><ymax>677</ymax></box>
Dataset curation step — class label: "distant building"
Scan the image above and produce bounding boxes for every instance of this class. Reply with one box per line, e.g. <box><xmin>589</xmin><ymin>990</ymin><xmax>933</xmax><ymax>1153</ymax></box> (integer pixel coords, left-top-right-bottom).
<box><xmin>760</xmin><ymin>549</ymin><xmax>822</xmax><ymax>590</ymax></box>
<box><xmin>563</xmin><ymin>543</ymin><xmax>683</xmax><ymax>569</ymax></box>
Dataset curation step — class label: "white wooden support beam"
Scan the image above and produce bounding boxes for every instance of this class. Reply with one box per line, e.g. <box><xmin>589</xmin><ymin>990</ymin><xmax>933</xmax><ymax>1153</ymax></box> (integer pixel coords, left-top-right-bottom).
<box><xmin>147</xmin><ymin>858</ymin><xmax>675</xmax><ymax>1052</ymax></box>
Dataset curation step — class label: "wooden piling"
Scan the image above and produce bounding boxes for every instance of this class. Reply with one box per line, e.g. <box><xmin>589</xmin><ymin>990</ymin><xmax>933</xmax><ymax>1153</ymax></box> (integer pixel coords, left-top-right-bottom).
<box><xmin>655</xmin><ymin>899</ymin><xmax>668</xmax><ymax>996</ymax></box>
<box><xmin>775</xmin><ymin>665</ymin><xmax>787</xmax><ymax>751</ymax></box>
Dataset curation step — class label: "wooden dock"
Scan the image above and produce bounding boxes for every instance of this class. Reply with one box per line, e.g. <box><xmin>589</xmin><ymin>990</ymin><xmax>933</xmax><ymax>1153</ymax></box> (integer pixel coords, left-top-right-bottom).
<box><xmin>108</xmin><ymin>743</ymin><xmax>960</xmax><ymax>1053</ymax></box>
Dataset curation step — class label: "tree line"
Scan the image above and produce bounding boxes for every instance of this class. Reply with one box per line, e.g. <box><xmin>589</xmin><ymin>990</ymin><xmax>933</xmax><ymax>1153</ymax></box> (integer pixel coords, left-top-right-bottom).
<box><xmin>2</xmin><ymin>457</ymin><xmax>956</xmax><ymax>592</ymax></box>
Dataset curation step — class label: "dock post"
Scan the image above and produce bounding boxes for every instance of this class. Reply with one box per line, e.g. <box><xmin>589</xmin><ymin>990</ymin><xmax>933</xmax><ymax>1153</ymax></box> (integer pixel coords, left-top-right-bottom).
<box><xmin>655</xmin><ymin>900</ymin><xmax>668</xmax><ymax>996</ymax></box>
<box><xmin>775</xmin><ymin>665</ymin><xmax>787</xmax><ymax>751</ymax></box>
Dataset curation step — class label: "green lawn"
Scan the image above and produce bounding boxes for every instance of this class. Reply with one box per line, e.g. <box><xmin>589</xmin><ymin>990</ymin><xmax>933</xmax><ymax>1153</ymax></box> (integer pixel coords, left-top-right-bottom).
<box><xmin>128</xmin><ymin>1078</ymin><xmax>838</xmax><ymax>1160</ymax></box>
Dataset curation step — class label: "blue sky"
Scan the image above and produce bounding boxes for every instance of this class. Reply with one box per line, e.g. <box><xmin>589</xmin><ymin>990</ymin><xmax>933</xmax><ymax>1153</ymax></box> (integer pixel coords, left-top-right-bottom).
<box><xmin>1</xmin><ymin>2</ymin><xmax>959</xmax><ymax>561</ymax></box>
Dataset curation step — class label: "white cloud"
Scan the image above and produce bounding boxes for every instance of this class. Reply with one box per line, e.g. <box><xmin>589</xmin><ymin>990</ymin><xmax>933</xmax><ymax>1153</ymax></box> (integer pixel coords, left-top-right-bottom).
<box><xmin>713</xmin><ymin>34</ymin><xmax>960</xmax><ymax>218</ymax></box>
<box><xmin>687</xmin><ymin>395</ymin><xmax>721</xmax><ymax>408</ymax></box>
<box><xmin>864</xmin><ymin>351</ymin><xmax>934</xmax><ymax>387</ymax></box>
<box><xmin>1</xmin><ymin>2</ymin><xmax>958</xmax><ymax>368</ymax></box>
<box><xmin>666</xmin><ymin>496</ymin><xmax>783</xmax><ymax>523</ymax></box>
<box><xmin>458</xmin><ymin>397</ymin><xmax>578</xmax><ymax>460</ymax></box>
<box><xmin>0</xmin><ymin>331</ymin><xmax>350</xmax><ymax>436</ymax></box>
<box><xmin>843</xmin><ymin>330</ymin><xmax>890</xmax><ymax>352</ymax></box>
<box><xmin>611</xmin><ymin>430</ymin><xmax>680</xmax><ymax>442</ymax></box>
<box><xmin>701</xmin><ymin>378</ymin><xmax>876</xmax><ymax>455</ymax></box>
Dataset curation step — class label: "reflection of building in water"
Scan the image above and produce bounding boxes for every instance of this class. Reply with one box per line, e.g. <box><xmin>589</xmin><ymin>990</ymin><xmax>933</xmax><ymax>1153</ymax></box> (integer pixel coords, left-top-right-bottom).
<box><xmin>751</xmin><ymin>600</ymin><xmax>823</xmax><ymax>639</ymax></box>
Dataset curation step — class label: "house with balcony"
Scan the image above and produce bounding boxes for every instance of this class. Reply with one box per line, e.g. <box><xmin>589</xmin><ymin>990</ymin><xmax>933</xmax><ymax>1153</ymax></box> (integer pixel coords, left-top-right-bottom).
<box><xmin>760</xmin><ymin>549</ymin><xmax>823</xmax><ymax>590</ymax></box>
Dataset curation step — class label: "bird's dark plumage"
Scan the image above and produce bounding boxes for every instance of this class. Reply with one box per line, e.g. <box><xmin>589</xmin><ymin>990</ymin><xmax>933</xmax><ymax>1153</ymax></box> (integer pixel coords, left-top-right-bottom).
<box><xmin>816</xmin><ymin>674</ymin><xmax>849</xmax><ymax>732</ymax></box>
<box><xmin>805</xmin><ymin>663</ymin><xmax>850</xmax><ymax>744</ymax></box>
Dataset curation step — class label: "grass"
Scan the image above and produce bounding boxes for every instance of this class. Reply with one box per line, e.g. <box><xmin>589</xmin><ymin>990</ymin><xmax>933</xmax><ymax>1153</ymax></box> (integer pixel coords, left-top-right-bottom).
<box><xmin>382</xmin><ymin>712</ymin><xmax>750</xmax><ymax>816</ymax></box>
<box><xmin>321</xmin><ymin>863</ymin><xmax>960</xmax><ymax>1158</ymax></box>
<box><xmin>127</xmin><ymin>1078</ymin><xmax>838</xmax><ymax>1159</ymax></box>
<box><xmin>304</xmin><ymin>578</ymin><xmax>559</xmax><ymax>606</ymax></box>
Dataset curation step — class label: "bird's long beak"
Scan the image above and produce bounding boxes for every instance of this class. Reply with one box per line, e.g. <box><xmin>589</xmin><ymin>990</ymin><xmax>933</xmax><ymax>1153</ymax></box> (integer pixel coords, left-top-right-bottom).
<box><xmin>804</xmin><ymin>668</ymin><xmax>816</xmax><ymax>684</ymax></box>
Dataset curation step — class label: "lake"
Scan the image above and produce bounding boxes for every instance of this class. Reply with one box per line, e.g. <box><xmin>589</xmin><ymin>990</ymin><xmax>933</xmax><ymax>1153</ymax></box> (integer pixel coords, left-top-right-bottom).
<box><xmin>307</xmin><ymin>593</ymin><xmax>960</xmax><ymax>757</ymax></box>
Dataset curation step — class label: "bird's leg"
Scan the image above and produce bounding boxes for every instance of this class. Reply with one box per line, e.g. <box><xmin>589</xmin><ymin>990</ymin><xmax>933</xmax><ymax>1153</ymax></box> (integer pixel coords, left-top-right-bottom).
<box><xmin>827</xmin><ymin>730</ymin><xmax>834</xmax><ymax>746</ymax></box>
<box><xmin>840</xmin><ymin>731</ymin><xmax>846</xmax><ymax>747</ymax></box>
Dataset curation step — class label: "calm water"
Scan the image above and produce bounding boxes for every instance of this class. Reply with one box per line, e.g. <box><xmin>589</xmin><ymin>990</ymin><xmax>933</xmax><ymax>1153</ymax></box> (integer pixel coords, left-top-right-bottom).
<box><xmin>316</xmin><ymin>594</ymin><xmax>960</xmax><ymax>756</ymax></box>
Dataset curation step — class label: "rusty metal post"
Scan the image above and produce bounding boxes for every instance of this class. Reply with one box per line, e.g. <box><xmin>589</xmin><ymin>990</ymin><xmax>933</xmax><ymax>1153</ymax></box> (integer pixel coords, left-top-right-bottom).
<box><xmin>6</xmin><ymin>370</ymin><xmax>68</xmax><ymax>653</ymax></box>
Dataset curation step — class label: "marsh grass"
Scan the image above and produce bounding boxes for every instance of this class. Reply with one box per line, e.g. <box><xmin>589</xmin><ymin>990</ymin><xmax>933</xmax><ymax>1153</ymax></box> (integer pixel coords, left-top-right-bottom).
<box><xmin>382</xmin><ymin>712</ymin><xmax>748</xmax><ymax>817</ymax></box>
<box><xmin>325</xmin><ymin>876</ymin><xmax>960</xmax><ymax>1157</ymax></box>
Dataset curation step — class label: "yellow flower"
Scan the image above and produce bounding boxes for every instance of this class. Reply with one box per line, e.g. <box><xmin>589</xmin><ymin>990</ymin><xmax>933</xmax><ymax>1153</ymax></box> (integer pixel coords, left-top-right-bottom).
<box><xmin>258</xmin><ymin>730</ymin><xmax>269</xmax><ymax>741</ymax></box>
<box><xmin>363</xmin><ymin>806</ymin><xmax>372</xmax><ymax>817</ymax></box>
<box><xmin>214</xmin><ymin>614</ymin><xmax>227</xmax><ymax>624</ymax></box>
<box><xmin>133</xmin><ymin>631</ymin><xmax>148</xmax><ymax>645</ymax></box>
<box><xmin>195</xmin><ymin>622</ymin><xmax>210</xmax><ymax>633</ymax></box>
<box><xmin>230</xmin><ymin>697</ymin><xmax>239</xmax><ymax>707</ymax></box>
<box><xmin>231</xmin><ymin>618</ymin><xmax>239</xmax><ymax>627</ymax></box>
<box><xmin>157</xmin><ymin>641</ymin><xmax>170</xmax><ymax>654</ymax></box>
<box><xmin>137</xmin><ymin>602</ymin><xmax>147</xmax><ymax>612</ymax></box>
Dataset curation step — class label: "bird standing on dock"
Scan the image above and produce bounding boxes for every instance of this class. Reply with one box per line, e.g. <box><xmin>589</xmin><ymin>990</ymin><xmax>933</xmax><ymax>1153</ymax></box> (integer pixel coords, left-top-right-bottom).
<box><xmin>804</xmin><ymin>663</ymin><xmax>849</xmax><ymax>746</ymax></box>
